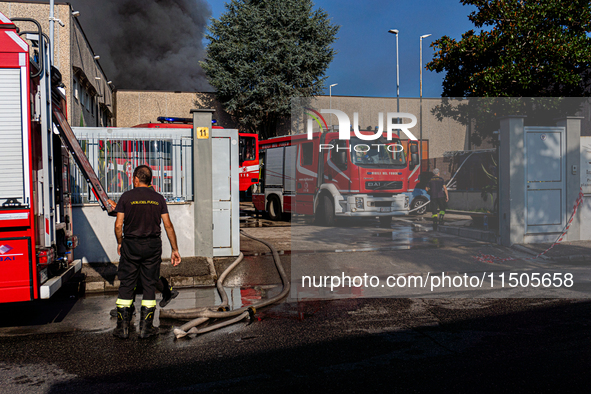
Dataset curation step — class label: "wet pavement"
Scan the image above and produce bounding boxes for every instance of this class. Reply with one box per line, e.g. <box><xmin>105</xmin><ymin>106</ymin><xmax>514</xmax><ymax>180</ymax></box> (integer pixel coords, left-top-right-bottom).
<box><xmin>517</xmin><ymin>240</ymin><xmax>591</xmax><ymax>262</ymax></box>
<box><xmin>1</xmin><ymin>297</ymin><xmax>591</xmax><ymax>392</ymax></box>
<box><xmin>3</xmin><ymin>210</ymin><xmax>591</xmax><ymax>334</ymax></box>
<box><xmin>1</xmin><ymin>206</ymin><xmax>591</xmax><ymax>391</ymax></box>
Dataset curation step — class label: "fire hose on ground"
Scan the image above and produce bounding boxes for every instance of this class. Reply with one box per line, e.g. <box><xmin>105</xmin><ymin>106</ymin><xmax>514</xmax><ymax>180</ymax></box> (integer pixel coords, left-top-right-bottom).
<box><xmin>161</xmin><ymin>230</ymin><xmax>290</xmax><ymax>339</ymax></box>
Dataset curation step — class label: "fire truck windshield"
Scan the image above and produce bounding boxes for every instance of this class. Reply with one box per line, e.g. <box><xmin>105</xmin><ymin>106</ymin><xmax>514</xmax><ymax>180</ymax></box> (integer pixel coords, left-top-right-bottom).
<box><xmin>350</xmin><ymin>137</ymin><xmax>406</xmax><ymax>167</ymax></box>
<box><xmin>239</xmin><ymin>136</ymin><xmax>256</xmax><ymax>163</ymax></box>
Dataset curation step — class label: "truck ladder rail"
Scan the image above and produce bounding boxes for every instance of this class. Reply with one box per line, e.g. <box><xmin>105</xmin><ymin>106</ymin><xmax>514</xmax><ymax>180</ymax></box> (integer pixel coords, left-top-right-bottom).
<box><xmin>52</xmin><ymin>108</ymin><xmax>115</xmax><ymax>215</ymax></box>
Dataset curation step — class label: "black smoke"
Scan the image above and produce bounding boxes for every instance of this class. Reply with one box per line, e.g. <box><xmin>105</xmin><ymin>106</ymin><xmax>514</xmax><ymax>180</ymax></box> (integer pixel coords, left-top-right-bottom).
<box><xmin>69</xmin><ymin>0</ymin><xmax>212</xmax><ymax>91</ymax></box>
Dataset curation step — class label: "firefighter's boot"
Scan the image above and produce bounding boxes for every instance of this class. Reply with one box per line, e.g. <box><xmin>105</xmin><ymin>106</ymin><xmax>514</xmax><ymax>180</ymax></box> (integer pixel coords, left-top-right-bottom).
<box><xmin>139</xmin><ymin>306</ymin><xmax>159</xmax><ymax>339</ymax></box>
<box><xmin>432</xmin><ymin>214</ymin><xmax>438</xmax><ymax>231</ymax></box>
<box><xmin>159</xmin><ymin>277</ymin><xmax>179</xmax><ymax>308</ymax></box>
<box><xmin>110</xmin><ymin>303</ymin><xmax>135</xmax><ymax>318</ymax></box>
<box><xmin>439</xmin><ymin>211</ymin><xmax>445</xmax><ymax>226</ymax></box>
<box><xmin>113</xmin><ymin>307</ymin><xmax>131</xmax><ymax>339</ymax></box>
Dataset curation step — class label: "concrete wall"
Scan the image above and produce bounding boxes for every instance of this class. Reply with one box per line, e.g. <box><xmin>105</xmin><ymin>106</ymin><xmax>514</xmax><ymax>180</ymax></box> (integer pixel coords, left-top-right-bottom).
<box><xmin>499</xmin><ymin>116</ymin><xmax>527</xmax><ymax>246</ymax></box>
<box><xmin>293</xmin><ymin>96</ymin><xmax>471</xmax><ymax>159</ymax></box>
<box><xmin>72</xmin><ymin>203</ymin><xmax>194</xmax><ymax>263</ymax></box>
<box><xmin>0</xmin><ymin>2</ymin><xmax>69</xmax><ymax>69</ymax></box>
<box><xmin>114</xmin><ymin>93</ymin><xmax>471</xmax><ymax>157</ymax></box>
<box><xmin>114</xmin><ymin>90</ymin><xmax>237</xmax><ymax>128</ymax></box>
<box><xmin>447</xmin><ymin>191</ymin><xmax>496</xmax><ymax>212</ymax></box>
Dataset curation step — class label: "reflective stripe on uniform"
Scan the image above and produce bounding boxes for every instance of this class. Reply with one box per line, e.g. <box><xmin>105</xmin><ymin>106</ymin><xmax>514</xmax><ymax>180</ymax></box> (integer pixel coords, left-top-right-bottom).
<box><xmin>116</xmin><ymin>298</ymin><xmax>133</xmax><ymax>307</ymax></box>
<box><xmin>141</xmin><ymin>299</ymin><xmax>157</xmax><ymax>308</ymax></box>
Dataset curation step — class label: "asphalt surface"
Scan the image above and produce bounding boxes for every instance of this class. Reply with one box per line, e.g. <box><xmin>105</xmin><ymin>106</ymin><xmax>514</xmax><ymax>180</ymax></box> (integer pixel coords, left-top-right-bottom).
<box><xmin>2</xmin><ymin>213</ymin><xmax>591</xmax><ymax>392</ymax></box>
<box><xmin>1</xmin><ymin>297</ymin><xmax>591</xmax><ymax>392</ymax></box>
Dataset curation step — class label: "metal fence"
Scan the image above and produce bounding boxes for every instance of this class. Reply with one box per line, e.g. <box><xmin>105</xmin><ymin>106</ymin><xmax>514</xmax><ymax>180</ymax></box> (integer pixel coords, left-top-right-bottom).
<box><xmin>70</xmin><ymin>127</ymin><xmax>193</xmax><ymax>204</ymax></box>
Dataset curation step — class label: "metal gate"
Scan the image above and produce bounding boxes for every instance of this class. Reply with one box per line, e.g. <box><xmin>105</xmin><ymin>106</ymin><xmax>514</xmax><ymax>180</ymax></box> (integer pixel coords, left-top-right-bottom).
<box><xmin>524</xmin><ymin>127</ymin><xmax>566</xmax><ymax>234</ymax></box>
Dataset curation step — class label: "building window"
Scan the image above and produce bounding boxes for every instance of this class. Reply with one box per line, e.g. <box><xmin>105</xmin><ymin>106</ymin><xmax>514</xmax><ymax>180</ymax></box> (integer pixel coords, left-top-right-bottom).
<box><xmin>73</xmin><ymin>78</ymin><xmax>78</xmax><ymax>101</ymax></box>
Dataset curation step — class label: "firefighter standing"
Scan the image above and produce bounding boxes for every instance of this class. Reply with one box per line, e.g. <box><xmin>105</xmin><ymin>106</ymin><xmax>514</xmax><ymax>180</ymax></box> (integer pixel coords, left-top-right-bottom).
<box><xmin>426</xmin><ymin>168</ymin><xmax>449</xmax><ymax>230</ymax></box>
<box><xmin>112</xmin><ymin>165</ymin><xmax>181</xmax><ymax>339</ymax></box>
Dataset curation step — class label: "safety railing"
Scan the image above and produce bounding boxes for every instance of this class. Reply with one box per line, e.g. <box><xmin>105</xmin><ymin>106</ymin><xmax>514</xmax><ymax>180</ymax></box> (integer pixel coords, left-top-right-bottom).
<box><xmin>70</xmin><ymin>127</ymin><xmax>193</xmax><ymax>204</ymax></box>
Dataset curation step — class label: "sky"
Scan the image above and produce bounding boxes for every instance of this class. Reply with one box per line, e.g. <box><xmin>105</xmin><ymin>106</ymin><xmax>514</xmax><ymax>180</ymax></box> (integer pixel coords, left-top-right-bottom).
<box><xmin>208</xmin><ymin>0</ymin><xmax>478</xmax><ymax>98</ymax></box>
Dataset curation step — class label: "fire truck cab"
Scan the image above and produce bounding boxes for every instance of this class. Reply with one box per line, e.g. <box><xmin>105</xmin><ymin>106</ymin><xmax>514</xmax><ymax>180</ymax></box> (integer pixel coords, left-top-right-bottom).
<box><xmin>253</xmin><ymin>131</ymin><xmax>420</xmax><ymax>226</ymax></box>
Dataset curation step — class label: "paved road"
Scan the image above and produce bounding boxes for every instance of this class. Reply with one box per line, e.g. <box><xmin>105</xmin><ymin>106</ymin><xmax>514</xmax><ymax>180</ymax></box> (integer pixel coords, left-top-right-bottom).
<box><xmin>2</xmin><ymin>215</ymin><xmax>591</xmax><ymax>392</ymax></box>
<box><xmin>1</xmin><ymin>296</ymin><xmax>591</xmax><ymax>392</ymax></box>
<box><xmin>241</xmin><ymin>215</ymin><xmax>591</xmax><ymax>299</ymax></box>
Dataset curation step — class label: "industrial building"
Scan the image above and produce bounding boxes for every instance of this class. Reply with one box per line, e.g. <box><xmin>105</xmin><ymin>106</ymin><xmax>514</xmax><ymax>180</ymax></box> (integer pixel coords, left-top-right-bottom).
<box><xmin>0</xmin><ymin>0</ymin><xmax>114</xmax><ymax>128</ymax></box>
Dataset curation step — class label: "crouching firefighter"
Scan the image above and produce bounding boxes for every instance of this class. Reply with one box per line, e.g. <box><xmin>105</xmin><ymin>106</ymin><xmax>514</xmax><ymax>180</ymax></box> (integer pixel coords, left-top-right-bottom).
<box><xmin>426</xmin><ymin>168</ymin><xmax>449</xmax><ymax>231</ymax></box>
<box><xmin>112</xmin><ymin>165</ymin><xmax>181</xmax><ymax>339</ymax></box>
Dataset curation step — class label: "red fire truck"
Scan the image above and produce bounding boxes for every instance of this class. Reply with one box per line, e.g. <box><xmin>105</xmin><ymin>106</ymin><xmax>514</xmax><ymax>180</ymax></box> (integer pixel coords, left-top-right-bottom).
<box><xmin>0</xmin><ymin>13</ymin><xmax>113</xmax><ymax>303</ymax></box>
<box><xmin>134</xmin><ymin>118</ymin><xmax>259</xmax><ymax>192</ymax></box>
<box><xmin>252</xmin><ymin>130</ymin><xmax>420</xmax><ymax>226</ymax></box>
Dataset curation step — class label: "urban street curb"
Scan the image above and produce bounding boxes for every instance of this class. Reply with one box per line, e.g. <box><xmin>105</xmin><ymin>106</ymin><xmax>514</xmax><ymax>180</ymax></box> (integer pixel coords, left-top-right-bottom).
<box><xmin>78</xmin><ymin>257</ymin><xmax>236</xmax><ymax>293</ymax></box>
<box><xmin>512</xmin><ymin>244</ymin><xmax>591</xmax><ymax>263</ymax></box>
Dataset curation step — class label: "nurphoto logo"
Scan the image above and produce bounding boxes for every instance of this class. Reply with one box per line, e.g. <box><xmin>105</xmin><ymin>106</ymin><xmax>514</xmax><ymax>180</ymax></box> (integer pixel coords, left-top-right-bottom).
<box><xmin>304</xmin><ymin>108</ymin><xmax>419</xmax><ymax>141</ymax></box>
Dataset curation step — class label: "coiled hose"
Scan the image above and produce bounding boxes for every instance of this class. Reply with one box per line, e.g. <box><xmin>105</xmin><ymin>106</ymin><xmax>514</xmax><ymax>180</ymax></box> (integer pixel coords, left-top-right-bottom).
<box><xmin>163</xmin><ymin>230</ymin><xmax>290</xmax><ymax>338</ymax></box>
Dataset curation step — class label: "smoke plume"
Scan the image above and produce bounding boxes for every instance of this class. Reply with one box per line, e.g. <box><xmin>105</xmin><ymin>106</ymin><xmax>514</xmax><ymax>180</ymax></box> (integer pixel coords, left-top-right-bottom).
<box><xmin>69</xmin><ymin>0</ymin><xmax>212</xmax><ymax>91</ymax></box>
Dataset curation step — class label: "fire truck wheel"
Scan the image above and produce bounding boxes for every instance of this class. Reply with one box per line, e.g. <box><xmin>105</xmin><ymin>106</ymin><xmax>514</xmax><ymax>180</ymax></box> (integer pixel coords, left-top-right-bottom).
<box><xmin>410</xmin><ymin>197</ymin><xmax>429</xmax><ymax>215</ymax></box>
<box><xmin>267</xmin><ymin>196</ymin><xmax>282</xmax><ymax>221</ymax></box>
<box><xmin>379</xmin><ymin>216</ymin><xmax>392</xmax><ymax>227</ymax></box>
<box><xmin>321</xmin><ymin>195</ymin><xmax>335</xmax><ymax>226</ymax></box>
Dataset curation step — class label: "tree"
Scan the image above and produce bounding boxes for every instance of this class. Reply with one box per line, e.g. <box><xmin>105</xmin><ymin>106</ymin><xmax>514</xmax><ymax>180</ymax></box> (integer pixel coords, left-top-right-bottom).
<box><xmin>427</xmin><ymin>0</ymin><xmax>591</xmax><ymax>97</ymax></box>
<box><xmin>425</xmin><ymin>1</ymin><xmax>591</xmax><ymax>144</ymax></box>
<box><xmin>431</xmin><ymin>97</ymin><xmax>584</xmax><ymax>146</ymax></box>
<box><xmin>202</xmin><ymin>0</ymin><xmax>339</xmax><ymax>139</ymax></box>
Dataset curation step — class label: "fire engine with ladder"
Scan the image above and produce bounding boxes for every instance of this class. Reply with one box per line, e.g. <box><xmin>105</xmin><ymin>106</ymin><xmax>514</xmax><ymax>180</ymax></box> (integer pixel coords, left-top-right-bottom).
<box><xmin>0</xmin><ymin>12</ymin><xmax>114</xmax><ymax>303</ymax></box>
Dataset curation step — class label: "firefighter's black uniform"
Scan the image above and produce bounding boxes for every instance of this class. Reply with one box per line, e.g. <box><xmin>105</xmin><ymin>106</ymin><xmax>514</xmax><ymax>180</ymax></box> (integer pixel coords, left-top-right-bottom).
<box><xmin>428</xmin><ymin>175</ymin><xmax>447</xmax><ymax>229</ymax></box>
<box><xmin>114</xmin><ymin>186</ymin><xmax>168</xmax><ymax>338</ymax></box>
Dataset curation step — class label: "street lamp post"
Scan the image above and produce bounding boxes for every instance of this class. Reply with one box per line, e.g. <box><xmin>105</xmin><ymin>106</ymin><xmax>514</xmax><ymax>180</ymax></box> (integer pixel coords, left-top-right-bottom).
<box><xmin>49</xmin><ymin>0</ymin><xmax>55</xmax><ymax>65</ymax></box>
<box><xmin>419</xmin><ymin>34</ymin><xmax>432</xmax><ymax>176</ymax></box>
<box><xmin>388</xmin><ymin>29</ymin><xmax>400</xmax><ymax>136</ymax></box>
<box><xmin>329</xmin><ymin>83</ymin><xmax>338</xmax><ymax>130</ymax></box>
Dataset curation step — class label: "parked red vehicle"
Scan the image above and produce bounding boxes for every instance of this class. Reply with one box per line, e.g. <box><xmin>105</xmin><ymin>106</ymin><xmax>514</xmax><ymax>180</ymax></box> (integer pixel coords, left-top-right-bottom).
<box><xmin>134</xmin><ymin>118</ymin><xmax>259</xmax><ymax>192</ymax></box>
<box><xmin>252</xmin><ymin>130</ymin><xmax>420</xmax><ymax>226</ymax></box>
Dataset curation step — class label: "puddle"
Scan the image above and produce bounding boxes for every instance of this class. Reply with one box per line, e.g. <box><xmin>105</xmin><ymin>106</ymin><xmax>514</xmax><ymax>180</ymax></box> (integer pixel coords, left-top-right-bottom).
<box><xmin>157</xmin><ymin>285</ymin><xmax>284</xmax><ymax>318</ymax></box>
<box><xmin>370</xmin><ymin>229</ymin><xmax>445</xmax><ymax>248</ymax></box>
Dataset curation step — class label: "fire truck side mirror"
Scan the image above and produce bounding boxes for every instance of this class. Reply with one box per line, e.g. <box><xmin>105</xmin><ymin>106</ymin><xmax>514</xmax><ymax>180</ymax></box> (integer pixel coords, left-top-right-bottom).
<box><xmin>411</xmin><ymin>153</ymin><xmax>419</xmax><ymax>167</ymax></box>
<box><xmin>410</xmin><ymin>144</ymin><xmax>419</xmax><ymax>154</ymax></box>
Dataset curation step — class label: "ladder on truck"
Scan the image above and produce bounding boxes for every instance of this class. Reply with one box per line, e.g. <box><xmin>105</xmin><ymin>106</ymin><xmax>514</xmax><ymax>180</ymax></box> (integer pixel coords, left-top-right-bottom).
<box><xmin>52</xmin><ymin>107</ymin><xmax>113</xmax><ymax>212</ymax></box>
<box><xmin>21</xmin><ymin>30</ymin><xmax>113</xmax><ymax>232</ymax></box>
